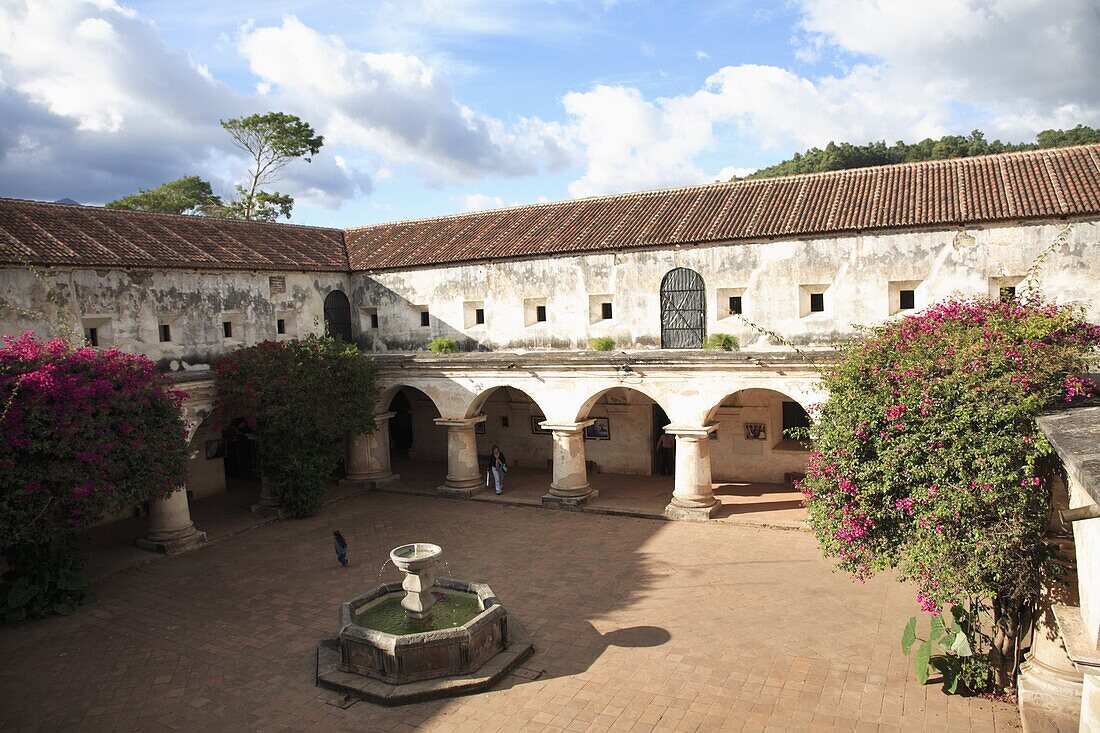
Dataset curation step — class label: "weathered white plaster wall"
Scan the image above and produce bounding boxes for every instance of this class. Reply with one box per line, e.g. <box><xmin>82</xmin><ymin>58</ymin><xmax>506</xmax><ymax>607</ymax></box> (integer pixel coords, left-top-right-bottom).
<box><xmin>0</xmin><ymin>267</ymin><xmax>348</xmax><ymax>370</ymax></box>
<box><xmin>709</xmin><ymin>389</ymin><xmax>810</xmax><ymax>484</ymax></box>
<box><xmin>351</xmin><ymin>220</ymin><xmax>1099</xmax><ymax>352</ymax></box>
<box><xmin>186</xmin><ymin>419</ymin><xmax>226</xmax><ymax>499</ymax></box>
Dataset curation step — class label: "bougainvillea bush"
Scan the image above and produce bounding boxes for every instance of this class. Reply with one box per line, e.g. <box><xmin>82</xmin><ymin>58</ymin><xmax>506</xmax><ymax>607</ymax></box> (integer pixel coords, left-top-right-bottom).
<box><xmin>799</xmin><ymin>296</ymin><xmax>1099</xmax><ymax>692</ymax></box>
<box><xmin>0</xmin><ymin>332</ymin><xmax>188</xmax><ymax>620</ymax></box>
<box><xmin>213</xmin><ymin>336</ymin><xmax>377</xmax><ymax>518</ymax></box>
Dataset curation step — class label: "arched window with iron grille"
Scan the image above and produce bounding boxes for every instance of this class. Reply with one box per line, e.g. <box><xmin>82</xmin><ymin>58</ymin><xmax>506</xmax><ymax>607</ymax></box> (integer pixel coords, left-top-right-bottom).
<box><xmin>323</xmin><ymin>290</ymin><xmax>353</xmax><ymax>343</ymax></box>
<box><xmin>659</xmin><ymin>268</ymin><xmax>706</xmax><ymax>349</ymax></box>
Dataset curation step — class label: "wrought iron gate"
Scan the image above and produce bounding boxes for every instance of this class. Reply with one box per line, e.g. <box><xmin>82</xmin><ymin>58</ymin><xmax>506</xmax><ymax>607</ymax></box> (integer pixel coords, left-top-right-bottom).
<box><xmin>323</xmin><ymin>290</ymin><xmax>353</xmax><ymax>343</ymax></box>
<box><xmin>660</xmin><ymin>268</ymin><xmax>706</xmax><ymax>348</ymax></box>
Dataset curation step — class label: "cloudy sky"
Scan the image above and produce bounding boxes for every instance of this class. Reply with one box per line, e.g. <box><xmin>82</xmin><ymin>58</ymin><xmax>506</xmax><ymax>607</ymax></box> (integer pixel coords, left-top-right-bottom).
<box><xmin>1</xmin><ymin>0</ymin><xmax>1098</xmax><ymax>227</ymax></box>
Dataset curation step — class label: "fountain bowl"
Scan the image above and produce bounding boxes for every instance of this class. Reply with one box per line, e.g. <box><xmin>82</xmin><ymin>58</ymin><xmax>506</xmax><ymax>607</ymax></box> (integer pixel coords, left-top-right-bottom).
<box><xmin>389</xmin><ymin>542</ymin><xmax>442</xmax><ymax>572</ymax></box>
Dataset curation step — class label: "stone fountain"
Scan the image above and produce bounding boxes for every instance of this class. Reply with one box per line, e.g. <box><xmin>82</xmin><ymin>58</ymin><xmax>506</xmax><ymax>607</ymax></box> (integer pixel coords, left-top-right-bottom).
<box><xmin>316</xmin><ymin>542</ymin><xmax>533</xmax><ymax>705</ymax></box>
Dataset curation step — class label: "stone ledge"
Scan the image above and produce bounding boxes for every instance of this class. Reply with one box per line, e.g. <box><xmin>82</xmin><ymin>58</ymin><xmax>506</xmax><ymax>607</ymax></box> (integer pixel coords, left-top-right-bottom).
<box><xmin>541</xmin><ymin>491</ymin><xmax>598</xmax><ymax>510</ymax></box>
<box><xmin>316</xmin><ymin>619</ymin><xmax>534</xmax><ymax>706</ymax></box>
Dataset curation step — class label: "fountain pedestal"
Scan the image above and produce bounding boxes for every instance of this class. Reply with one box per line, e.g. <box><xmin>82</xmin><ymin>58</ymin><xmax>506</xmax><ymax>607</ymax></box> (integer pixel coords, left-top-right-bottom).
<box><xmin>390</xmin><ymin>543</ymin><xmax>441</xmax><ymax>620</ymax></box>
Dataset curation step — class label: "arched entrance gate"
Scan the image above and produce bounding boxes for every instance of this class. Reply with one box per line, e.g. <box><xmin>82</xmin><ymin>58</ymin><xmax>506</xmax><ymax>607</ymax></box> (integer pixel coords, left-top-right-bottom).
<box><xmin>660</xmin><ymin>268</ymin><xmax>706</xmax><ymax>348</ymax></box>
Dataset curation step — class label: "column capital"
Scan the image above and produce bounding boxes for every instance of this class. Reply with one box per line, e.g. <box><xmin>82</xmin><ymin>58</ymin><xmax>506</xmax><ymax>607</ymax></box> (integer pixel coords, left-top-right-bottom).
<box><xmin>540</xmin><ymin>419</ymin><xmax>595</xmax><ymax>434</ymax></box>
<box><xmin>433</xmin><ymin>415</ymin><xmax>487</xmax><ymax>429</ymax></box>
<box><xmin>372</xmin><ymin>411</ymin><xmax>397</xmax><ymax>423</ymax></box>
<box><xmin>664</xmin><ymin>424</ymin><xmax>718</xmax><ymax>439</ymax></box>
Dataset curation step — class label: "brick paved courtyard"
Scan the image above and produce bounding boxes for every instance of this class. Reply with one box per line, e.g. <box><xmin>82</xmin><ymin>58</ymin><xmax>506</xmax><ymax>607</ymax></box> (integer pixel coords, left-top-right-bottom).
<box><xmin>0</xmin><ymin>491</ymin><xmax>1016</xmax><ymax>732</ymax></box>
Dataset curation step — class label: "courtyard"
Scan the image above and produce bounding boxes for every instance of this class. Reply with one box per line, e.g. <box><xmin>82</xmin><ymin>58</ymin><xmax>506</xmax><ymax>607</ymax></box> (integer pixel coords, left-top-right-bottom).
<box><xmin>0</xmin><ymin>488</ymin><xmax>1015</xmax><ymax>732</ymax></box>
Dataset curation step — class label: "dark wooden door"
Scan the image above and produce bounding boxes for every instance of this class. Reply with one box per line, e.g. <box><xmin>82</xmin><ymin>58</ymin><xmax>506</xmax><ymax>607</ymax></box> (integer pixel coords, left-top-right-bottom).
<box><xmin>323</xmin><ymin>290</ymin><xmax>353</xmax><ymax>342</ymax></box>
<box><xmin>660</xmin><ymin>268</ymin><xmax>706</xmax><ymax>348</ymax></box>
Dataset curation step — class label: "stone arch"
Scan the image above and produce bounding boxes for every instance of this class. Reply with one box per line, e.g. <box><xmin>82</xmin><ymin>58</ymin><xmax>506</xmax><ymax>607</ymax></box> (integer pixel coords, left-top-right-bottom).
<box><xmin>376</xmin><ymin>381</ymin><xmax>453</xmax><ymax>419</ymax></box>
<box><xmin>574</xmin><ymin>384</ymin><xmax>672</xmax><ymax>423</ymax></box>
<box><xmin>464</xmin><ymin>384</ymin><xmax>552</xmax><ymax>422</ymax></box>
<box><xmin>703</xmin><ymin>387</ymin><xmax>814</xmax><ymax>485</ymax></box>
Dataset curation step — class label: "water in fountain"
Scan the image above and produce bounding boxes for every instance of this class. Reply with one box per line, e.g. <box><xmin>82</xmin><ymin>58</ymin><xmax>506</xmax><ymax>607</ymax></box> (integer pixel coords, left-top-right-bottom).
<box><xmin>354</xmin><ymin>592</ymin><xmax>481</xmax><ymax>635</ymax></box>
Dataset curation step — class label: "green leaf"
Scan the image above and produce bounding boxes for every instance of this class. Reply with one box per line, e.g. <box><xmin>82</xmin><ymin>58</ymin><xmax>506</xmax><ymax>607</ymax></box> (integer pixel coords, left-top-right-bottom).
<box><xmin>51</xmin><ymin>602</ymin><xmax>75</xmax><ymax>616</ymax></box>
<box><xmin>901</xmin><ymin>617</ymin><xmax>917</xmax><ymax>655</ymax></box>
<box><xmin>914</xmin><ymin>641</ymin><xmax>932</xmax><ymax>685</ymax></box>
<box><xmin>6</xmin><ymin>578</ymin><xmax>39</xmax><ymax>609</ymax></box>
<box><xmin>942</xmin><ymin>665</ymin><xmax>960</xmax><ymax>694</ymax></box>
<box><xmin>930</xmin><ymin>615</ymin><xmax>947</xmax><ymax>643</ymax></box>
<box><xmin>950</xmin><ymin>631</ymin><xmax>973</xmax><ymax>657</ymax></box>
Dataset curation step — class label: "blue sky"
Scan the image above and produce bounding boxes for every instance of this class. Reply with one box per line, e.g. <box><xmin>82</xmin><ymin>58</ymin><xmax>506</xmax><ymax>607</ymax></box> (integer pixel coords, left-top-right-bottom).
<box><xmin>1</xmin><ymin>0</ymin><xmax>1098</xmax><ymax>228</ymax></box>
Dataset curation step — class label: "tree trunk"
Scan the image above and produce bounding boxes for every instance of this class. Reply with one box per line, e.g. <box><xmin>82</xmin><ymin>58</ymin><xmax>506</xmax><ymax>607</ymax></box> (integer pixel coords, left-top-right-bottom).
<box><xmin>990</xmin><ymin>594</ymin><xmax>1023</xmax><ymax>692</ymax></box>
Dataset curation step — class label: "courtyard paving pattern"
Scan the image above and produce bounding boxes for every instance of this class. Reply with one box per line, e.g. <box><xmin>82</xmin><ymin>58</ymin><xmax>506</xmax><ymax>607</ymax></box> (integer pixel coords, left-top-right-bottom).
<box><xmin>0</xmin><ymin>492</ymin><xmax>1016</xmax><ymax>732</ymax></box>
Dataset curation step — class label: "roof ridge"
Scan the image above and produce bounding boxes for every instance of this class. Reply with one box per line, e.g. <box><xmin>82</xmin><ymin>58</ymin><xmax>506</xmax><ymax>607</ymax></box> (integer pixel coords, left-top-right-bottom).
<box><xmin>0</xmin><ymin>196</ymin><xmax>345</xmax><ymax>234</ymax></box>
<box><xmin>345</xmin><ymin>144</ymin><xmax>1100</xmax><ymax>233</ymax></box>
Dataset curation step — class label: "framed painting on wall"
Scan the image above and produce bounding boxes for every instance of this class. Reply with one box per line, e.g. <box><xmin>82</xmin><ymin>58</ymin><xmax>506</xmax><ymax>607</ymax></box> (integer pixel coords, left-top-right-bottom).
<box><xmin>744</xmin><ymin>423</ymin><xmax>767</xmax><ymax>441</ymax></box>
<box><xmin>531</xmin><ymin>416</ymin><xmax>550</xmax><ymax>435</ymax></box>
<box><xmin>205</xmin><ymin>438</ymin><xmax>226</xmax><ymax>460</ymax></box>
<box><xmin>584</xmin><ymin>417</ymin><xmax>611</xmax><ymax>440</ymax></box>
<box><xmin>475</xmin><ymin>420</ymin><xmax>486</xmax><ymax>435</ymax></box>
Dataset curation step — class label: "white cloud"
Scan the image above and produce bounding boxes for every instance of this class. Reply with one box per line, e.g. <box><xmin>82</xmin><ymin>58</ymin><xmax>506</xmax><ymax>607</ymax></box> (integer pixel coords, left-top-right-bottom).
<box><xmin>236</xmin><ymin>16</ymin><xmax>571</xmax><ymax>183</ymax></box>
<box><xmin>462</xmin><ymin>193</ymin><xmax>506</xmax><ymax>211</ymax></box>
<box><xmin>695</xmin><ymin>50</ymin><xmax>710</xmax><ymax>60</ymax></box>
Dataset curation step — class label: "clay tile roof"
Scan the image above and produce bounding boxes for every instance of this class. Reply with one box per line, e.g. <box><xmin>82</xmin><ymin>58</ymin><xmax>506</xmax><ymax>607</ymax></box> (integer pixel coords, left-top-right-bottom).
<box><xmin>346</xmin><ymin>144</ymin><xmax>1100</xmax><ymax>271</ymax></box>
<box><xmin>0</xmin><ymin>199</ymin><xmax>348</xmax><ymax>271</ymax></box>
<box><xmin>2</xmin><ymin>145</ymin><xmax>1099</xmax><ymax>274</ymax></box>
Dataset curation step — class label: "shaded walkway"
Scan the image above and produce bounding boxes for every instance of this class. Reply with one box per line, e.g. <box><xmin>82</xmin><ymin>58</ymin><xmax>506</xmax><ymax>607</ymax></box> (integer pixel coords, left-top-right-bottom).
<box><xmin>385</xmin><ymin>457</ymin><xmax>808</xmax><ymax>528</ymax></box>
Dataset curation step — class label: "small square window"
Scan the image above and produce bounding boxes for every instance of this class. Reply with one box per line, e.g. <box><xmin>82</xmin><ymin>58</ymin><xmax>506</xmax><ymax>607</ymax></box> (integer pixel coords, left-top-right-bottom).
<box><xmin>502</xmin><ymin>416</ymin><xmax>509</xmax><ymax>428</ymax></box>
<box><xmin>276</xmin><ymin>319</ymin><xmax>286</xmax><ymax>335</ymax></box>
<box><xmin>222</xmin><ymin>321</ymin><xmax>233</xmax><ymax>338</ymax></box>
<box><xmin>420</xmin><ymin>310</ymin><xmax>430</xmax><ymax>327</ymax></box>
<box><xmin>728</xmin><ymin>296</ymin><xmax>742</xmax><ymax>315</ymax></box>
<box><xmin>158</xmin><ymin>324</ymin><xmax>171</xmax><ymax>343</ymax></box>
<box><xmin>899</xmin><ymin>289</ymin><xmax>915</xmax><ymax>310</ymax></box>
<box><xmin>999</xmin><ymin>286</ymin><xmax>1016</xmax><ymax>303</ymax></box>
<box><xmin>809</xmin><ymin>293</ymin><xmax>825</xmax><ymax>313</ymax></box>
<box><xmin>84</xmin><ymin>327</ymin><xmax>98</xmax><ymax>347</ymax></box>
<box><xmin>536</xmin><ymin>305</ymin><xmax>547</xmax><ymax>322</ymax></box>
<box><xmin>475</xmin><ymin>308</ymin><xmax>485</xmax><ymax>325</ymax></box>
<box><xmin>370</xmin><ymin>313</ymin><xmax>379</xmax><ymax>329</ymax></box>
<box><xmin>601</xmin><ymin>302</ymin><xmax>613</xmax><ymax>320</ymax></box>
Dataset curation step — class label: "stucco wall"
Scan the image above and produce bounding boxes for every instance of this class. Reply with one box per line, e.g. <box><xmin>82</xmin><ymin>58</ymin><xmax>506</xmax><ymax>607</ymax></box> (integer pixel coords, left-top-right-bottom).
<box><xmin>186</xmin><ymin>419</ymin><xmax>226</xmax><ymax>499</ymax></box>
<box><xmin>709</xmin><ymin>389</ymin><xmax>810</xmax><ymax>484</ymax></box>
<box><xmin>351</xmin><ymin>220</ymin><xmax>1099</xmax><ymax>352</ymax></box>
<box><xmin>0</xmin><ymin>267</ymin><xmax>349</xmax><ymax>370</ymax></box>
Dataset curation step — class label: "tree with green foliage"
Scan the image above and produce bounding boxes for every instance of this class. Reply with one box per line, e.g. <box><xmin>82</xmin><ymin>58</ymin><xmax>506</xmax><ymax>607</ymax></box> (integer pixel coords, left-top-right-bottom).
<box><xmin>738</xmin><ymin>125</ymin><xmax>1100</xmax><ymax>180</ymax></box>
<box><xmin>220</xmin><ymin>112</ymin><xmax>324</xmax><ymax>222</ymax></box>
<box><xmin>798</xmin><ymin>296</ymin><xmax>1099</xmax><ymax>693</ymax></box>
<box><xmin>213</xmin><ymin>336</ymin><xmax>376</xmax><ymax>518</ymax></box>
<box><xmin>106</xmin><ymin>175</ymin><xmax>223</xmax><ymax>215</ymax></box>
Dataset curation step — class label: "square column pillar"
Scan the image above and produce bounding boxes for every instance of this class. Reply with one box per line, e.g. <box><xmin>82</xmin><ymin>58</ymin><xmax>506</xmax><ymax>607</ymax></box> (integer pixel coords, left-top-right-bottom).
<box><xmin>541</xmin><ymin>420</ymin><xmax>597</xmax><ymax>509</ymax></box>
<box><xmin>343</xmin><ymin>412</ymin><xmax>400</xmax><ymax>486</ymax></box>
<box><xmin>434</xmin><ymin>416</ymin><xmax>487</xmax><ymax>498</ymax></box>
<box><xmin>663</xmin><ymin>424</ymin><xmax>720</xmax><ymax>521</ymax></box>
<box><xmin>136</xmin><ymin>487</ymin><xmax>207</xmax><ymax>554</ymax></box>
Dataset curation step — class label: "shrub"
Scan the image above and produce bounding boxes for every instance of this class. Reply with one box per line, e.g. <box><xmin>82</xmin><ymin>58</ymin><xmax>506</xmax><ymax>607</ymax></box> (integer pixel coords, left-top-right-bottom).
<box><xmin>589</xmin><ymin>336</ymin><xmax>615</xmax><ymax>351</ymax></box>
<box><xmin>427</xmin><ymin>337</ymin><xmax>457</xmax><ymax>354</ymax></box>
<box><xmin>0</xmin><ymin>332</ymin><xmax>188</xmax><ymax>621</ymax></box>
<box><xmin>704</xmin><ymin>333</ymin><xmax>739</xmax><ymax>351</ymax></box>
<box><xmin>214</xmin><ymin>336</ymin><xmax>377</xmax><ymax>517</ymax></box>
<box><xmin>798</xmin><ymin>296</ymin><xmax>1100</xmax><ymax>692</ymax></box>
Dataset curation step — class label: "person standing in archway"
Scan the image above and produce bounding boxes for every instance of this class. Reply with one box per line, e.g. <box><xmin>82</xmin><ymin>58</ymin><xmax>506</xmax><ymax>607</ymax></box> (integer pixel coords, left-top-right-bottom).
<box><xmin>489</xmin><ymin>445</ymin><xmax>508</xmax><ymax>495</ymax></box>
<box><xmin>655</xmin><ymin>432</ymin><xmax>675</xmax><ymax>476</ymax></box>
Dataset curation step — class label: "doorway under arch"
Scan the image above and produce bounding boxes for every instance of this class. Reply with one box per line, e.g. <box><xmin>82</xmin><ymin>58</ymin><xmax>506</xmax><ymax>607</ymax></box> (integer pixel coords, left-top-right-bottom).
<box><xmin>323</xmin><ymin>290</ymin><xmax>353</xmax><ymax>343</ymax></box>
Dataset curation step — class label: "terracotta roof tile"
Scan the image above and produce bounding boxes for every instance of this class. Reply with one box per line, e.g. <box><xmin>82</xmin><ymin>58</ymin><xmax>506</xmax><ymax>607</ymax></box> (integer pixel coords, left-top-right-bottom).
<box><xmin>3</xmin><ymin>145</ymin><xmax>1099</xmax><ymax>274</ymax></box>
<box><xmin>0</xmin><ymin>200</ymin><xmax>347</xmax><ymax>271</ymax></box>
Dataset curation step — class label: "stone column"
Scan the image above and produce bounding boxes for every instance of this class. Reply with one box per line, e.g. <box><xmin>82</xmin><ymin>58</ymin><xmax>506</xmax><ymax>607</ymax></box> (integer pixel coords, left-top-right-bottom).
<box><xmin>664</xmin><ymin>424</ymin><xmax>720</xmax><ymax>521</ymax></box>
<box><xmin>251</xmin><ymin>469</ymin><xmax>281</xmax><ymax>516</ymax></box>
<box><xmin>542</xmin><ymin>420</ymin><xmax>596</xmax><ymax>509</ymax></box>
<box><xmin>434</xmin><ymin>416</ymin><xmax>486</xmax><ymax>498</ymax></box>
<box><xmin>343</xmin><ymin>412</ymin><xmax>400</xmax><ymax>486</ymax></box>
<box><xmin>137</xmin><ymin>487</ymin><xmax>207</xmax><ymax>554</ymax></box>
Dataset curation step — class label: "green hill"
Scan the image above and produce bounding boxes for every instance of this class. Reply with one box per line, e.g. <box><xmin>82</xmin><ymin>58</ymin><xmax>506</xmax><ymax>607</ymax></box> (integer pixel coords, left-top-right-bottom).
<box><xmin>738</xmin><ymin>125</ymin><xmax>1100</xmax><ymax>180</ymax></box>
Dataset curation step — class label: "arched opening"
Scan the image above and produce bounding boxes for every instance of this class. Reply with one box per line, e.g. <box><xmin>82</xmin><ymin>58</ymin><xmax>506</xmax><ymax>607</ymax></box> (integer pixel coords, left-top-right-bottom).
<box><xmin>386</xmin><ymin>387</ymin><xmax>443</xmax><ymax>483</ymax></box>
<box><xmin>466</xmin><ymin>386</ymin><xmax>554</xmax><ymax>500</ymax></box>
<box><xmin>704</xmin><ymin>388</ymin><xmax>810</xmax><ymax>524</ymax></box>
<box><xmin>660</xmin><ymin>267</ymin><xmax>705</xmax><ymax>348</ymax></box>
<box><xmin>323</xmin><ymin>290</ymin><xmax>353</xmax><ymax>343</ymax></box>
<box><xmin>185</xmin><ymin>411</ymin><xmax>260</xmax><ymax>506</ymax></box>
<box><xmin>575</xmin><ymin>387</ymin><xmax>675</xmax><ymax>512</ymax></box>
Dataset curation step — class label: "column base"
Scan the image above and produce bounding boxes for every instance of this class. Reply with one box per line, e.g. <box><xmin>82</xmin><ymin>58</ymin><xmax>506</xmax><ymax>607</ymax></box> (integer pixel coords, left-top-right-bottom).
<box><xmin>664</xmin><ymin>500</ymin><xmax>719</xmax><ymax>522</ymax></box>
<box><xmin>250</xmin><ymin>502</ymin><xmax>282</xmax><ymax>518</ymax></box>
<box><xmin>438</xmin><ymin>482</ymin><xmax>487</xmax><ymax>499</ymax></box>
<box><xmin>340</xmin><ymin>472</ymin><xmax>400</xmax><ymax>488</ymax></box>
<box><xmin>1018</xmin><ymin>659</ymin><xmax>1083</xmax><ymax>733</ymax></box>
<box><xmin>542</xmin><ymin>490</ymin><xmax>598</xmax><ymax>510</ymax></box>
<box><xmin>136</xmin><ymin>528</ymin><xmax>207</xmax><ymax>555</ymax></box>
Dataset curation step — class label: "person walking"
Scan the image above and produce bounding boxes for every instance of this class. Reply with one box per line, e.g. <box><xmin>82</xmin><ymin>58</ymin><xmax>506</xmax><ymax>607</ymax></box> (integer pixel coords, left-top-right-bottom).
<box><xmin>488</xmin><ymin>445</ymin><xmax>508</xmax><ymax>495</ymax></box>
<box><xmin>333</xmin><ymin>530</ymin><xmax>349</xmax><ymax>567</ymax></box>
<box><xmin>655</xmin><ymin>432</ymin><xmax>675</xmax><ymax>476</ymax></box>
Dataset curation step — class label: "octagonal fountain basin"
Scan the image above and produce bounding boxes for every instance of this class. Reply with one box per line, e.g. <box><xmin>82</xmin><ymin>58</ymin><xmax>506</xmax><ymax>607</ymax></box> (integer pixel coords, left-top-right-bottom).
<box><xmin>337</xmin><ymin>578</ymin><xmax>509</xmax><ymax>684</ymax></box>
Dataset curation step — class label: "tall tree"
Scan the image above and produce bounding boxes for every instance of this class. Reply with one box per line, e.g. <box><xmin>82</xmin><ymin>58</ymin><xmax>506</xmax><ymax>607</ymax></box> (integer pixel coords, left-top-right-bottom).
<box><xmin>220</xmin><ymin>112</ymin><xmax>324</xmax><ymax>222</ymax></box>
<box><xmin>105</xmin><ymin>176</ymin><xmax>222</xmax><ymax>215</ymax></box>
